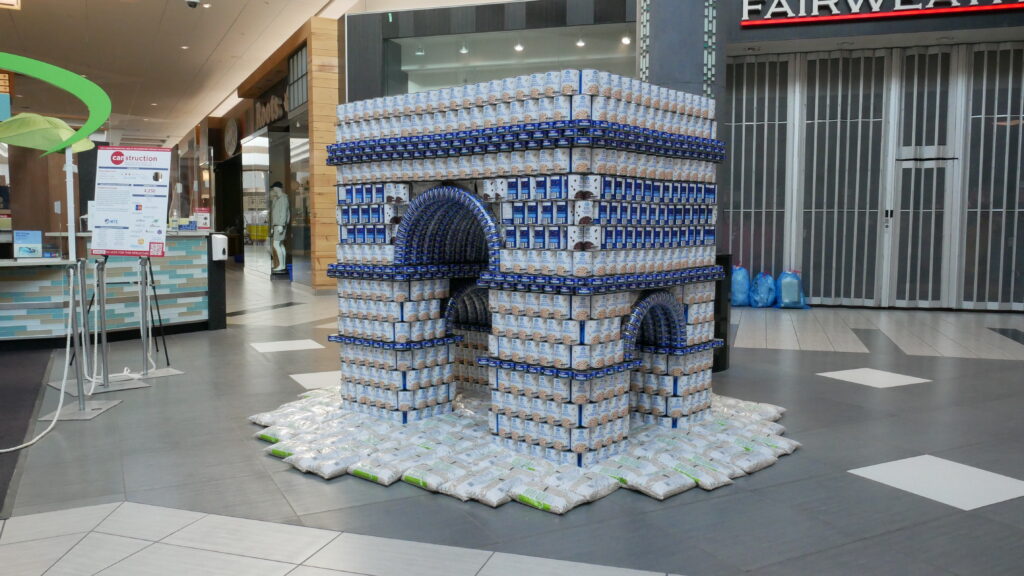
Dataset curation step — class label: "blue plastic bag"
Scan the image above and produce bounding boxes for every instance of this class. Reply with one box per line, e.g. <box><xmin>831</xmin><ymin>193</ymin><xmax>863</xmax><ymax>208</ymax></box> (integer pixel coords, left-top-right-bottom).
<box><xmin>751</xmin><ymin>272</ymin><xmax>776</xmax><ymax>308</ymax></box>
<box><xmin>731</xmin><ymin>265</ymin><xmax>751</xmax><ymax>307</ymax></box>
<box><xmin>776</xmin><ymin>270</ymin><xmax>809</xmax><ymax>309</ymax></box>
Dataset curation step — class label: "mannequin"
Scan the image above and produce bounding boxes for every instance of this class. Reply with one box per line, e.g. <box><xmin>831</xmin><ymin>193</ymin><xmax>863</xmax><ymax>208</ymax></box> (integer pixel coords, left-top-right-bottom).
<box><xmin>269</xmin><ymin>182</ymin><xmax>290</xmax><ymax>273</ymax></box>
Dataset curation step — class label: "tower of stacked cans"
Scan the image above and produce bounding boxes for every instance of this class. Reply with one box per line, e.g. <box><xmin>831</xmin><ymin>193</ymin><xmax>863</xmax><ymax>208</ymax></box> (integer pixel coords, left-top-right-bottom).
<box><xmin>329</xmin><ymin>70</ymin><xmax>725</xmax><ymax>465</ymax></box>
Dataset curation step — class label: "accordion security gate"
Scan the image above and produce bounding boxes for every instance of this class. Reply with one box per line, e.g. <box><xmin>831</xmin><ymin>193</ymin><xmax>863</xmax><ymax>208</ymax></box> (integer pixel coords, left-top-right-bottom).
<box><xmin>724</xmin><ymin>43</ymin><xmax>1024</xmax><ymax>311</ymax></box>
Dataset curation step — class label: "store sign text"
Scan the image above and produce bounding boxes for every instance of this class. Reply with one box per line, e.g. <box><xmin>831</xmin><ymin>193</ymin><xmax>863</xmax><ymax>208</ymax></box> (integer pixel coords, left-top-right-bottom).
<box><xmin>741</xmin><ymin>0</ymin><xmax>1024</xmax><ymax>27</ymax></box>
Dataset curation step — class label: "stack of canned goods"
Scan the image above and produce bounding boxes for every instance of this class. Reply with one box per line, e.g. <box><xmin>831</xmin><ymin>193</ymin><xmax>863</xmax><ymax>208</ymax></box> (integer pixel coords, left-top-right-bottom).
<box><xmin>329</xmin><ymin>72</ymin><xmax>723</xmax><ymax>465</ymax></box>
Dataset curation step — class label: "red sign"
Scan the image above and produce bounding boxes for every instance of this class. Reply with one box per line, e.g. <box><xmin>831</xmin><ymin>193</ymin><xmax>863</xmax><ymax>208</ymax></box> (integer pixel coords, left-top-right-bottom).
<box><xmin>741</xmin><ymin>0</ymin><xmax>1024</xmax><ymax>27</ymax></box>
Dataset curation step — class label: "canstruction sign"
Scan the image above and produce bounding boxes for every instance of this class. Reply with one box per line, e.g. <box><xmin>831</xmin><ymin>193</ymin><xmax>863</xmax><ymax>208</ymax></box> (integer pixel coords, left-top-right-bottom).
<box><xmin>741</xmin><ymin>0</ymin><xmax>1024</xmax><ymax>27</ymax></box>
<box><xmin>90</xmin><ymin>146</ymin><xmax>172</xmax><ymax>257</ymax></box>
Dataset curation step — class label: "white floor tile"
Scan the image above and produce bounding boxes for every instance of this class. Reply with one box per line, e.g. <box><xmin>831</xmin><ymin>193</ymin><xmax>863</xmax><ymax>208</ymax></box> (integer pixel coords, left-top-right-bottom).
<box><xmin>289</xmin><ymin>371</ymin><xmax>342</xmax><ymax>390</ymax></box>
<box><xmin>95</xmin><ymin>543</ymin><xmax>294</xmax><ymax>576</ymax></box>
<box><xmin>479</xmin><ymin>552</ymin><xmax>663</xmax><ymax>576</ymax></box>
<box><xmin>95</xmin><ymin>502</ymin><xmax>205</xmax><ymax>542</ymax></box>
<box><xmin>162</xmin><ymin>514</ymin><xmax>338</xmax><ymax>564</ymax></box>
<box><xmin>849</xmin><ymin>455</ymin><xmax>1024</xmax><ymax>511</ymax></box>
<box><xmin>0</xmin><ymin>533</ymin><xmax>85</xmax><ymax>576</ymax></box>
<box><xmin>816</xmin><ymin>367</ymin><xmax>930</xmax><ymax>388</ymax></box>
<box><xmin>0</xmin><ymin>502</ymin><xmax>120</xmax><ymax>544</ymax></box>
<box><xmin>287</xmin><ymin>567</ymin><xmax>364</xmax><ymax>576</ymax></box>
<box><xmin>250</xmin><ymin>340</ymin><xmax>325</xmax><ymax>353</ymax></box>
<box><xmin>45</xmin><ymin>532</ymin><xmax>150</xmax><ymax>576</ymax></box>
<box><xmin>305</xmin><ymin>533</ymin><xmax>492</xmax><ymax>576</ymax></box>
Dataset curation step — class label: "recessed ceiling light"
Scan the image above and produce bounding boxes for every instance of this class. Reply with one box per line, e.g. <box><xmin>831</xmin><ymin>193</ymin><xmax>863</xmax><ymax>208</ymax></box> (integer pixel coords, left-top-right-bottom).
<box><xmin>937</xmin><ymin>36</ymin><xmax>955</xmax><ymax>42</ymax></box>
<box><xmin>181</xmin><ymin>45</ymin><xmax>189</xmax><ymax>50</ymax></box>
<box><xmin>576</xmin><ymin>38</ymin><xmax>586</xmax><ymax>48</ymax></box>
<box><xmin>202</xmin><ymin>2</ymin><xmax>211</xmax><ymax>7</ymax></box>
<box><xmin>621</xmin><ymin>36</ymin><xmax>631</xmax><ymax>45</ymax></box>
<box><xmin>150</xmin><ymin>102</ymin><xmax>158</xmax><ymax>106</ymax></box>
<box><xmin>15</xmin><ymin>94</ymin><xmax>22</xmax><ymax>98</ymax></box>
<box><xmin>514</xmin><ymin>42</ymin><xmax>524</xmax><ymax>52</ymax></box>
<box><xmin>414</xmin><ymin>46</ymin><xmax>425</xmax><ymax>56</ymax></box>
<box><xmin>143</xmin><ymin>118</ymin><xmax>149</xmax><ymax>122</ymax></box>
<box><xmin>459</xmin><ymin>43</ymin><xmax>469</xmax><ymax>55</ymax></box>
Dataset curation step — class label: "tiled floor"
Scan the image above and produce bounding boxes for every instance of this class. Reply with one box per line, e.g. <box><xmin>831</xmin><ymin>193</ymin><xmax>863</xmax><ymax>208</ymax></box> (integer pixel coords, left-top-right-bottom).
<box><xmin>3</xmin><ymin>272</ymin><xmax>1024</xmax><ymax>575</ymax></box>
<box><xmin>0</xmin><ymin>502</ymin><xmax>667</xmax><ymax>576</ymax></box>
<box><xmin>817</xmin><ymin>367</ymin><xmax>931</xmax><ymax>388</ymax></box>
<box><xmin>732</xmin><ymin>307</ymin><xmax>1024</xmax><ymax>359</ymax></box>
<box><xmin>250</xmin><ymin>339</ymin><xmax>326</xmax><ymax>353</ymax></box>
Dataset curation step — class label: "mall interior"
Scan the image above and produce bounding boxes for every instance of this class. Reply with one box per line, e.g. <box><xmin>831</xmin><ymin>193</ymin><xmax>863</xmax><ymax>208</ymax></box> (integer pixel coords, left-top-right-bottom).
<box><xmin>1</xmin><ymin>0</ymin><xmax>1023</xmax><ymax>574</ymax></box>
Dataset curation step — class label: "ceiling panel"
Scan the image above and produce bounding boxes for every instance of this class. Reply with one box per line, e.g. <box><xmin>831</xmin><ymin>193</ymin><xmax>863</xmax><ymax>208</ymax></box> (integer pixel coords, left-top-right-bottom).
<box><xmin>1</xmin><ymin>0</ymin><xmax>333</xmax><ymax>146</ymax></box>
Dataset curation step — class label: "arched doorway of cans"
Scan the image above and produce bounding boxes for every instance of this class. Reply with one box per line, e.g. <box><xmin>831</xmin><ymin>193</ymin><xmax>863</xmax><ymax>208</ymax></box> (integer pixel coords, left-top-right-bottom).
<box><xmin>624</xmin><ymin>290</ymin><xmax>713</xmax><ymax>428</ymax></box>
<box><xmin>392</xmin><ymin>184</ymin><xmax>498</xmax><ymax>407</ymax></box>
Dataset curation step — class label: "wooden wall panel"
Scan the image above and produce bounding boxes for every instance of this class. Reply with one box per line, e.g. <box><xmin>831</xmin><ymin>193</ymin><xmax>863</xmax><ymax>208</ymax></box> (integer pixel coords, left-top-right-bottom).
<box><xmin>308</xmin><ymin>16</ymin><xmax>342</xmax><ymax>291</ymax></box>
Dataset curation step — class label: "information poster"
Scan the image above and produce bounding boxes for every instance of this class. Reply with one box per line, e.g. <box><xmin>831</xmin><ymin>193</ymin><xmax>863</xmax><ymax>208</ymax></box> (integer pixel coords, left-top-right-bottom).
<box><xmin>91</xmin><ymin>146</ymin><xmax>172</xmax><ymax>257</ymax></box>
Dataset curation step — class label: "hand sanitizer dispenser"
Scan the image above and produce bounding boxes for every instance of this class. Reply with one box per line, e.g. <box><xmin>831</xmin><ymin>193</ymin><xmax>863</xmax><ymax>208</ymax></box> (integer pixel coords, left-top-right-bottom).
<box><xmin>211</xmin><ymin>233</ymin><xmax>228</xmax><ymax>261</ymax></box>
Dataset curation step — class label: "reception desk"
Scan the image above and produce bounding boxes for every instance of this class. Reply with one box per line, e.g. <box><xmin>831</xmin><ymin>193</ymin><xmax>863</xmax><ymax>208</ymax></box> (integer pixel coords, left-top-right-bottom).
<box><xmin>0</xmin><ymin>234</ymin><xmax>213</xmax><ymax>341</ymax></box>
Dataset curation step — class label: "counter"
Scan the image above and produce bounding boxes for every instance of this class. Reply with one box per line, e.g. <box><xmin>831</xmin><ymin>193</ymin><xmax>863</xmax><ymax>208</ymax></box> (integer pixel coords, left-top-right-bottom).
<box><xmin>0</xmin><ymin>234</ymin><xmax>212</xmax><ymax>340</ymax></box>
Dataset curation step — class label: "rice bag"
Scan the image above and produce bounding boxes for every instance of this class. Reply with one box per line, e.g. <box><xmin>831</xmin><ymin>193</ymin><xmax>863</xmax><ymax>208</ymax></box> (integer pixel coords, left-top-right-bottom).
<box><xmin>655</xmin><ymin>453</ymin><xmax>733</xmax><ymax>490</ymax></box>
<box><xmin>402</xmin><ymin>459</ymin><xmax>471</xmax><ymax>492</ymax></box>
<box><xmin>510</xmin><ymin>483</ymin><xmax>586</xmax><ymax>514</ymax></box>
<box><xmin>633</xmin><ymin>470</ymin><xmax>697</xmax><ymax>500</ymax></box>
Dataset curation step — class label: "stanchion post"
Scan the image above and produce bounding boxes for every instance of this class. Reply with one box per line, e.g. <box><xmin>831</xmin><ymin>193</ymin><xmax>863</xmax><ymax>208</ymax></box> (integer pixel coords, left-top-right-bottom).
<box><xmin>139</xmin><ymin>257</ymin><xmax>150</xmax><ymax>377</ymax></box>
<box><xmin>70</xmin><ymin>263</ymin><xmax>87</xmax><ymax>411</ymax></box>
<box><xmin>97</xmin><ymin>257</ymin><xmax>110</xmax><ymax>388</ymax></box>
<box><xmin>77</xmin><ymin>258</ymin><xmax>91</xmax><ymax>381</ymax></box>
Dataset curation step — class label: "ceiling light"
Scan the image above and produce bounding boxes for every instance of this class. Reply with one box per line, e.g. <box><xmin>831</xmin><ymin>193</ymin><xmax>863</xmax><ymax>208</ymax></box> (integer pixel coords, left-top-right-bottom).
<box><xmin>202</xmin><ymin>2</ymin><xmax>211</xmax><ymax>7</ymax></box>
<box><xmin>514</xmin><ymin>42</ymin><xmax>524</xmax><ymax>52</ymax></box>
<box><xmin>576</xmin><ymin>38</ymin><xmax>586</xmax><ymax>48</ymax></box>
<box><xmin>459</xmin><ymin>43</ymin><xmax>469</xmax><ymax>55</ymax></box>
<box><xmin>837</xmin><ymin>41</ymin><xmax>854</xmax><ymax>47</ymax></box>
<box><xmin>937</xmin><ymin>36</ymin><xmax>955</xmax><ymax>42</ymax></box>
<box><xmin>621</xmin><ymin>36</ymin><xmax>631</xmax><ymax>45</ymax></box>
<box><xmin>15</xmin><ymin>94</ymin><xmax>22</xmax><ymax>98</ymax></box>
<box><xmin>181</xmin><ymin>45</ymin><xmax>189</xmax><ymax>50</ymax></box>
<box><xmin>414</xmin><ymin>45</ymin><xmax>425</xmax><ymax>56</ymax></box>
<box><xmin>150</xmin><ymin>103</ymin><xmax>158</xmax><ymax>106</ymax></box>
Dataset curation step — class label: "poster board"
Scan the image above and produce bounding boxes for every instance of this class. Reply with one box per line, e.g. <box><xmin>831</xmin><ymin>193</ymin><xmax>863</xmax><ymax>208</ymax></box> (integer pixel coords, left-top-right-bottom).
<box><xmin>90</xmin><ymin>146</ymin><xmax>172</xmax><ymax>257</ymax></box>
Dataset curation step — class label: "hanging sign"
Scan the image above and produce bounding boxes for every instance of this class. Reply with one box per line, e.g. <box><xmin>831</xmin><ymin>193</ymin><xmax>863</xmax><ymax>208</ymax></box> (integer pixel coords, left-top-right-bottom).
<box><xmin>90</xmin><ymin>146</ymin><xmax>173</xmax><ymax>257</ymax></box>
<box><xmin>741</xmin><ymin>0</ymin><xmax>1024</xmax><ymax>27</ymax></box>
<box><xmin>0</xmin><ymin>70</ymin><xmax>12</xmax><ymax>121</ymax></box>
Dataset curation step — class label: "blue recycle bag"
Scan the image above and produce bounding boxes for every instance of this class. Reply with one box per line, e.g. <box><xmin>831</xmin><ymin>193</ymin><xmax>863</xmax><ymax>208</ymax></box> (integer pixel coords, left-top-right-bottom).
<box><xmin>776</xmin><ymin>270</ymin><xmax>810</xmax><ymax>309</ymax></box>
<box><xmin>731</xmin><ymin>265</ymin><xmax>751</xmax><ymax>307</ymax></box>
<box><xmin>750</xmin><ymin>272</ymin><xmax>776</xmax><ymax>308</ymax></box>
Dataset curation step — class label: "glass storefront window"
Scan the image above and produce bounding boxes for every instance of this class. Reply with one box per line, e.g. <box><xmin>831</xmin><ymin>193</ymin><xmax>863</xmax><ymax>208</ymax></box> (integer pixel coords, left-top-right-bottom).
<box><xmin>386</xmin><ymin>23</ymin><xmax>635</xmax><ymax>95</ymax></box>
<box><xmin>288</xmin><ymin>110</ymin><xmax>311</xmax><ymax>285</ymax></box>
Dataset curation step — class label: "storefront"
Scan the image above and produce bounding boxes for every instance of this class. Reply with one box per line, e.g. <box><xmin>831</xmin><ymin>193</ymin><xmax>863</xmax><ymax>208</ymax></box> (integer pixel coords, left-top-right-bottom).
<box><xmin>716</xmin><ymin>2</ymin><xmax>1024</xmax><ymax>310</ymax></box>
<box><xmin>200</xmin><ymin>17</ymin><xmax>339</xmax><ymax>291</ymax></box>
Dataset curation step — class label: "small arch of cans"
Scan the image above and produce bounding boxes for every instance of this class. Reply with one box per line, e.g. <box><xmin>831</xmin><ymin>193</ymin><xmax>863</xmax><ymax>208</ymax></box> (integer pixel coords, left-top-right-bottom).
<box><xmin>621</xmin><ymin>291</ymin><xmax>688</xmax><ymax>358</ymax></box>
<box><xmin>393</xmin><ymin>186</ymin><xmax>502</xmax><ymax>268</ymax></box>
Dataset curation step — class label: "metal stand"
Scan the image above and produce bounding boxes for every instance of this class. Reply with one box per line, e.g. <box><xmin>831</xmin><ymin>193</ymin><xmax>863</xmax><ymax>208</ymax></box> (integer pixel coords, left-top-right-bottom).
<box><xmin>136</xmin><ymin>256</ymin><xmax>183</xmax><ymax>380</ymax></box>
<box><xmin>139</xmin><ymin>256</ymin><xmax>150</xmax><ymax>377</ymax></box>
<box><xmin>39</xmin><ymin>262</ymin><xmax>121</xmax><ymax>422</ymax></box>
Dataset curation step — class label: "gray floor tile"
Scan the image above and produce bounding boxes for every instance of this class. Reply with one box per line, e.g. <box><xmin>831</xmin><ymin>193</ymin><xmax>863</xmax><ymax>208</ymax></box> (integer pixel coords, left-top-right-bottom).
<box><xmin>304</xmin><ymin>533</ymin><xmax>492</xmax><ymax>576</ymax></box>
<box><xmin>754</xmin><ymin>473</ymin><xmax>957</xmax><ymax>539</ymax></box>
<box><xmin>12</xmin><ymin>455</ymin><xmax>125</xmax><ymax>509</ymax></box>
<box><xmin>121</xmin><ymin>437</ymin><xmax>267</xmax><ymax>492</ymax></box>
<box><xmin>300</xmin><ymin>493</ymin><xmax>501</xmax><ymax>549</ymax></box>
<box><xmin>126</xmin><ymin>474</ymin><xmax>299</xmax><ymax>524</ymax></box>
<box><xmin>478</xmin><ymin>552</ymin><xmax>664</xmax><ymax>576</ymax></box>
<box><xmin>861</xmin><ymin>514</ymin><xmax>1024</xmax><ymax>576</ymax></box>
<box><xmin>272</xmin><ymin>468</ymin><xmax>424</xmax><ymax>516</ymax></box>
<box><xmin>754</xmin><ymin>539</ymin><xmax>954</xmax><ymax>576</ymax></box>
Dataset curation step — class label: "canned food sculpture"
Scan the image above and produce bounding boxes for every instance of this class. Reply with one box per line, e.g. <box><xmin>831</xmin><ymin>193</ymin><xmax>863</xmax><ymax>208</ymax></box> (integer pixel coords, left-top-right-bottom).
<box><xmin>329</xmin><ymin>70</ymin><xmax>724</xmax><ymax>467</ymax></box>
